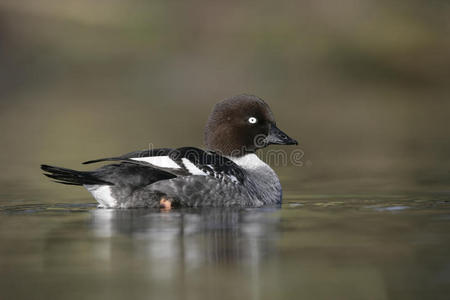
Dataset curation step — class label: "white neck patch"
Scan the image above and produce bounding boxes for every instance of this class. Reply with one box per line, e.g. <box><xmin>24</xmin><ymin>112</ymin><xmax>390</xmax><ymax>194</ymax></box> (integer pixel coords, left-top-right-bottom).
<box><xmin>228</xmin><ymin>153</ymin><xmax>268</xmax><ymax>170</ymax></box>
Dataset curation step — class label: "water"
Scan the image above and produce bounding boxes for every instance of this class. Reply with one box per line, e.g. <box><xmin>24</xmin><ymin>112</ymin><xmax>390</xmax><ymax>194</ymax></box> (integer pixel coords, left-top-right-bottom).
<box><xmin>1</xmin><ymin>193</ymin><xmax>449</xmax><ymax>300</ymax></box>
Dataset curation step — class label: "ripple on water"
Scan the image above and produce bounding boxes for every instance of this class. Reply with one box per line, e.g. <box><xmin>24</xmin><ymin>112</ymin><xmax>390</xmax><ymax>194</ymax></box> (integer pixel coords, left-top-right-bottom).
<box><xmin>0</xmin><ymin>203</ymin><xmax>97</xmax><ymax>215</ymax></box>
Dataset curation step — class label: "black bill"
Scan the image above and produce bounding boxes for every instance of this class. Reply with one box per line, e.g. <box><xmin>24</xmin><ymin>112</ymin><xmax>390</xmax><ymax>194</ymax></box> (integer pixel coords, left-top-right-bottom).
<box><xmin>265</xmin><ymin>124</ymin><xmax>298</xmax><ymax>145</ymax></box>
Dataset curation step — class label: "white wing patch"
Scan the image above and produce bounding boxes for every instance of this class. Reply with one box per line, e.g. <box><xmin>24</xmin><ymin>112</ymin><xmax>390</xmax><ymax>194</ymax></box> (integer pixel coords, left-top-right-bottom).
<box><xmin>227</xmin><ymin>175</ymin><xmax>240</xmax><ymax>184</ymax></box>
<box><xmin>131</xmin><ymin>156</ymin><xmax>181</xmax><ymax>169</ymax></box>
<box><xmin>85</xmin><ymin>185</ymin><xmax>117</xmax><ymax>208</ymax></box>
<box><xmin>181</xmin><ymin>158</ymin><xmax>207</xmax><ymax>175</ymax></box>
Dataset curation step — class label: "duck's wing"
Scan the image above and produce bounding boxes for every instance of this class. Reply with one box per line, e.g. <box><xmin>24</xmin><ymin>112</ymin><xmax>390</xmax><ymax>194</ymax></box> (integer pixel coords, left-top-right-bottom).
<box><xmin>83</xmin><ymin>148</ymin><xmax>173</xmax><ymax>164</ymax></box>
<box><xmin>83</xmin><ymin>147</ymin><xmax>245</xmax><ymax>184</ymax></box>
<box><xmin>166</xmin><ymin>147</ymin><xmax>245</xmax><ymax>184</ymax></box>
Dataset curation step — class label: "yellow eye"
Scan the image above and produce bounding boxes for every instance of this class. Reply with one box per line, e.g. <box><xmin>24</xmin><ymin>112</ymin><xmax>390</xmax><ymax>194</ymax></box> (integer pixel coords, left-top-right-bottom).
<box><xmin>248</xmin><ymin>117</ymin><xmax>257</xmax><ymax>124</ymax></box>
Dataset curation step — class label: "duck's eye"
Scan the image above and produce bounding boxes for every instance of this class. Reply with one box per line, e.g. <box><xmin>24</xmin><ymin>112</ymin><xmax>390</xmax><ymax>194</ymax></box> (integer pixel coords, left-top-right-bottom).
<box><xmin>248</xmin><ymin>117</ymin><xmax>258</xmax><ymax>124</ymax></box>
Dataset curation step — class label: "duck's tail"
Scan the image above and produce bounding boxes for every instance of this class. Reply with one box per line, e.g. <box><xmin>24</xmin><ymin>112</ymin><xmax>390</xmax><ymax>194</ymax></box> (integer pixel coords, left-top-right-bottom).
<box><xmin>41</xmin><ymin>164</ymin><xmax>113</xmax><ymax>186</ymax></box>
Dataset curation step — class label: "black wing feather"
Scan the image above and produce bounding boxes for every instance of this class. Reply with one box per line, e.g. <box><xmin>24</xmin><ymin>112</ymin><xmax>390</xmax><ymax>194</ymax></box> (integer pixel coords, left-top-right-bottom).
<box><xmin>81</xmin><ymin>147</ymin><xmax>245</xmax><ymax>184</ymax></box>
<box><xmin>41</xmin><ymin>162</ymin><xmax>177</xmax><ymax>187</ymax></box>
<box><xmin>168</xmin><ymin>147</ymin><xmax>245</xmax><ymax>183</ymax></box>
<box><xmin>83</xmin><ymin>148</ymin><xmax>173</xmax><ymax>164</ymax></box>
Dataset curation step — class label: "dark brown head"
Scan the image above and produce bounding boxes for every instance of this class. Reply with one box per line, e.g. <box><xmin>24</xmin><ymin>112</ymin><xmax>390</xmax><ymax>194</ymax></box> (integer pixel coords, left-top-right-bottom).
<box><xmin>204</xmin><ymin>94</ymin><xmax>297</xmax><ymax>156</ymax></box>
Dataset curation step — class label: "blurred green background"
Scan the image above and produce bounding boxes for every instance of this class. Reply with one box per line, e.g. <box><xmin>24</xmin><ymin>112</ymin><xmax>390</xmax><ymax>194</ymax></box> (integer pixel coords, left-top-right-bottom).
<box><xmin>0</xmin><ymin>0</ymin><xmax>449</xmax><ymax>201</ymax></box>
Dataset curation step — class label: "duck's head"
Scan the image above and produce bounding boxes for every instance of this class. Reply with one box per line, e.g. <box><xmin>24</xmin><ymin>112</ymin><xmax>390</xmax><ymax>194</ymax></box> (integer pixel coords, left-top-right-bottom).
<box><xmin>204</xmin><ymin>94</ymin><xmax>298</xmax><ymax>156</ymax></box>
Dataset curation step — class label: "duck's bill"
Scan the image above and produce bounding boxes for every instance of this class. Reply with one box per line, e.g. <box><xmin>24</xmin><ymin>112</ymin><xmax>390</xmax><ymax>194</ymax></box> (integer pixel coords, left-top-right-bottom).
<box><xmin>265</xmin><ymin>124</ymin><xmax>298</xmax><ymax>145</ymax></box>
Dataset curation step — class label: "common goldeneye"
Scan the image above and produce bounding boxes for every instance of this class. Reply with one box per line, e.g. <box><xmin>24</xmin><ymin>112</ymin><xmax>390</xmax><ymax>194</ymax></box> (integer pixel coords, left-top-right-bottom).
<box><xmin>41</xmin><ymin>94</ymin><xmax>298</xmax><ymax>208</ymax></box>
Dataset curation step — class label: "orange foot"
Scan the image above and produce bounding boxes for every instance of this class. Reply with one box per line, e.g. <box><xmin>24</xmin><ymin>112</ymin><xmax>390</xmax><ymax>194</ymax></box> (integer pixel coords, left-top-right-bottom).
<box><xmin>160</xmin><ymin>197</ymin><xmax>172</xmax><ymax>210</ymax></box>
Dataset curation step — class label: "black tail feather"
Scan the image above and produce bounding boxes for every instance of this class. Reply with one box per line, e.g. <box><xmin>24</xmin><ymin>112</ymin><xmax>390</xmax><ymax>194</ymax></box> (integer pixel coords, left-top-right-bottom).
<box><xmin>41</xmin><ymin>164</ymin><xmax>113</xmax><ymax>186</ymax></box>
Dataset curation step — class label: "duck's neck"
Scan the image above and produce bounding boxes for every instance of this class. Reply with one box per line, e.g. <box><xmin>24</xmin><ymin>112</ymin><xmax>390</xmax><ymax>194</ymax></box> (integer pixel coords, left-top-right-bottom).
<box><xmin>227</xmin><ymin>153</ymin><xmax>267</xmax><ymax>170</ymax></box>
<box><xmin>228</xmin><ymin>153</ymin><xmax>282</xmax><ymax>204</ymax></box>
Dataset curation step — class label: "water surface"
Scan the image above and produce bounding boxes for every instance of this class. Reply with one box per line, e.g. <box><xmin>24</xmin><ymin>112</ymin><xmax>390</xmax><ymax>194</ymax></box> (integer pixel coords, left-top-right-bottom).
<box><xmin>1</xmin><ymin>193</ymin><xmax>449</xmax><ymax>300</ymax></box>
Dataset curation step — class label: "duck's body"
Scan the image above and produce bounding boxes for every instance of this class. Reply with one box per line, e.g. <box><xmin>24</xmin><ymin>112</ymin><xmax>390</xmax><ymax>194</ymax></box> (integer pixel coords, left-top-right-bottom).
<box><xmin>41</xmin><ymin>95</ymin><xmax>297</xmax><ymax>208</ymax></box>
<box><xmin>88</xmin><ymin>151</ymin><xmax>281</xmax><ymax>208</ymax></box>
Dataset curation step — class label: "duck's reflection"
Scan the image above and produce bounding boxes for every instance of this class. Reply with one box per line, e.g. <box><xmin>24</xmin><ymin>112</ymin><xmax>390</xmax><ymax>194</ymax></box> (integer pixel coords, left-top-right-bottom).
<box><xmin>90</xmin><ymin>208</ymin><xmax>281</xmax><ymax>276</ymax></box>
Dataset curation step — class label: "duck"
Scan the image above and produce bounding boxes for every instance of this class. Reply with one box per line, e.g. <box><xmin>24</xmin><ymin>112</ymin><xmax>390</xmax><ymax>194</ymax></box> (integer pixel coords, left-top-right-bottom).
<box><xmin>41</xmin><ymin>94</ymin><xmax>298</xmax><ymax>208</ymax></box>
